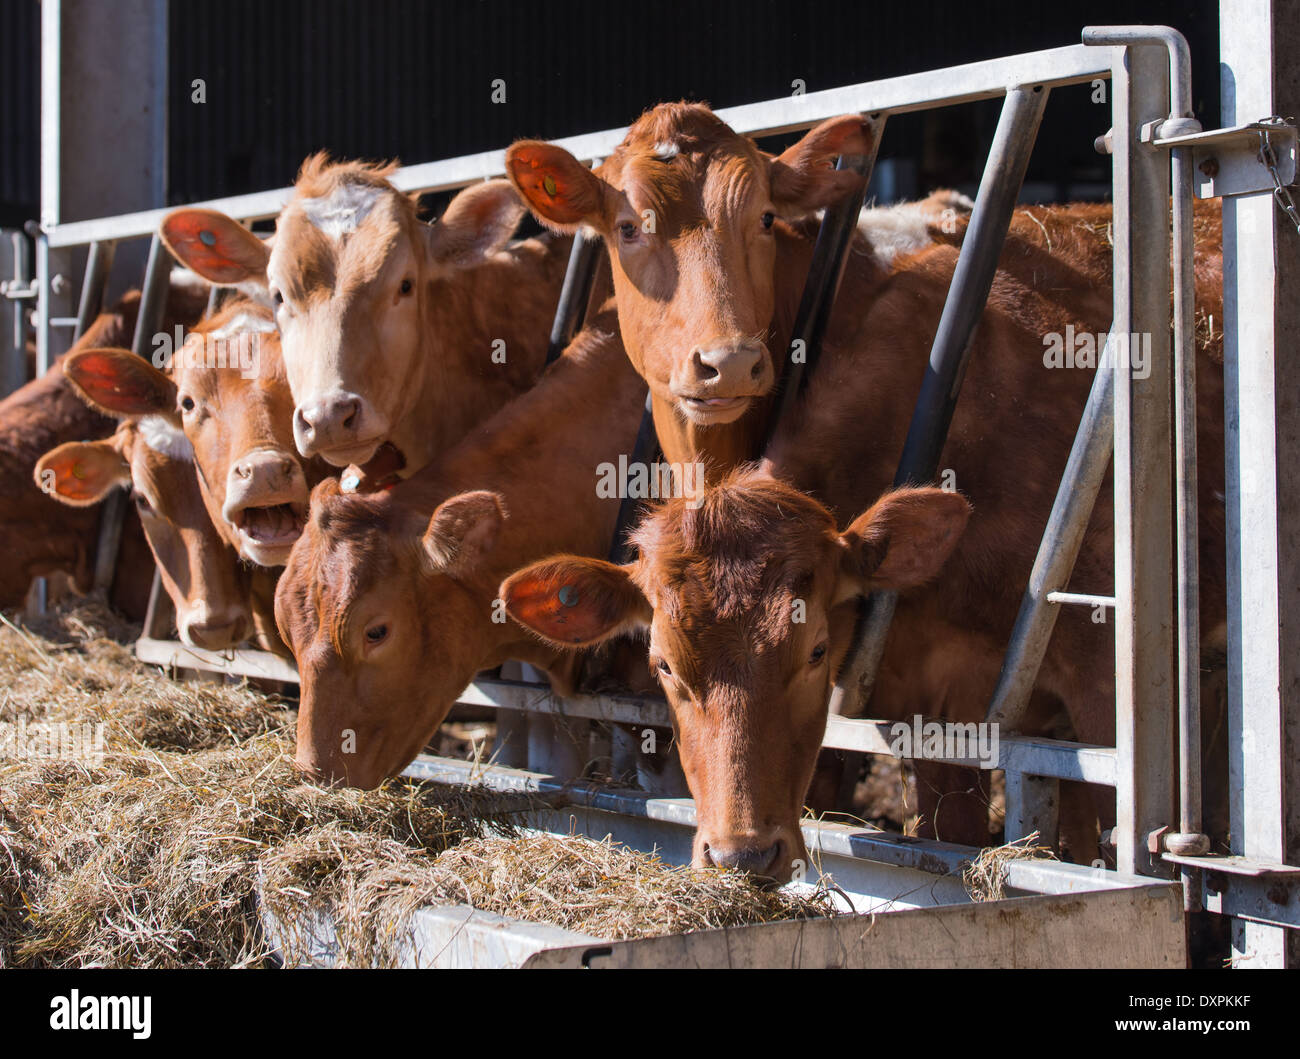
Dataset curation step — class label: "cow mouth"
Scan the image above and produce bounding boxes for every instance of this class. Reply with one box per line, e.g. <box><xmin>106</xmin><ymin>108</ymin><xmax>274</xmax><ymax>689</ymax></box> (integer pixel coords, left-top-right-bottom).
<box><xmin>233</xmin><ymin>502</ymin><xmax>308</xmax><ymax>551</ymax></box>
<box><xmin>676</xmin><ymin>394</ymin><xmax>753</xmax><ymax>425</ymax></box>
<box><xmin>314</xmin><ymin>435</ymin><xmax>388</xmax><ymax>468</ymax></box>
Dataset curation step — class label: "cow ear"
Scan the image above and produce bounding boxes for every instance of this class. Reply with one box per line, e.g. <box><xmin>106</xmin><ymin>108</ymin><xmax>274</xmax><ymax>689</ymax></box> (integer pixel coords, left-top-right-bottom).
<box><xmin>63</xmin><ymin>348</ymin><xmax>178</xmax><ymax>419</ymax></box>
<box><xmin>770</xmin><ymin>115</ymin><xmax>875</xmax><ymax>216</ymax></box>
<box><xmin>427</xmin><ymin>180</ymin><xmax>527</xmax><ymax>266</ymax></box>
<box><xmin>34</xmin><ymin>440</ymin><xmax>131</xmax><ymax>507</ymax></box>
<box><xmin>501</xmin><ymin>556</ymin><xmax>651</xmax><ymax>647</ymax></box>
<box><xmin>505</xmin><ymin>141</ymin><xmax>610</xmax><ymax>231</ymax></box>
<box><xmin>835</xmin><ymin>486</ymin><xmax>971</xmax><ymax>600</ymax></box>
<box><xmin>421</xmin><ymin>491</ymin><xmax>506</xmax><ymax>577</ymax></box>
<box><xmin>161</xmin><ymin>208</ymin><xmax>270</xmax><ymax>287</ymax></box>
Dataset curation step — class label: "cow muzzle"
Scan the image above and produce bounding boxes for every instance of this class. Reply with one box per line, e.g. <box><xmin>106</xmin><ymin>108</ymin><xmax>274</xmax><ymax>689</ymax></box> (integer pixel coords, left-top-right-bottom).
<box><xmin>671</xmin><ymin>339</ymin><xmax>774</xmax><ymax>425</ymax></box>
<box><xmin>222</xmin><ymin>448</ymin><xmax>309</xmax><ymax>566</ymax></box>
<box><xmin>293</xmin><ymin>391</ymin><xmax>387</xmax><ymax>466</ymax></box>
<box><xmin>178</xmin><ymin>600</ymin><xmax>250</xmax><ymax>650</ymax></box>
<box><xmin>696</xmin><ymin>825</ymin><xmax>800</xmax><ymax>885</ymax></box>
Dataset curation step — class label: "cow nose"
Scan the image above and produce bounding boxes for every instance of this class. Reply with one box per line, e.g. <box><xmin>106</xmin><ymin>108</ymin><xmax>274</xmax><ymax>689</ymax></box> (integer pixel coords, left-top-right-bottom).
<box><xmin>233</xmin><ymin>452</ymin><xmax>294</xmax><ymax>482</ymax></box>
<box><xmin>688</xmin><ymin>343</ymin><xmax>768</xmax><ymax>391</ymax></box>
<box><xmin>181</xmin><ymin>613</ymin><xmax>247</xmax><ymax>650</ymax></box>
<box><xmin>706</xmin><ymin>840</ymin><xmax>781</xmax><ymax>876</ymax></box>
<box><xmin>294</xmin><ymin>394</ymin><xmax>362</xmax><ymax>448</ymax></box>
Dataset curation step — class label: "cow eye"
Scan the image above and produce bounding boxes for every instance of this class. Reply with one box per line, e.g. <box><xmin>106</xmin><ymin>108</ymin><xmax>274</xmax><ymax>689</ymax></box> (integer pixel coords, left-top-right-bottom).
<box><xmin>809</xmin><ymin>641</ymin><xmax>827</xmax><ymax>665</ymax></box>
<box><xmin>618</xmin><ymin>222</ymin><xmax>639</xmax><ymax>243</ymax></box>
<box><xmin>180</xmin><ymin>395</ymin><xmax>195</xmax><ymax>413</ymax></box>
<box><xmin>761</xmin><ymin>211</ymin><xmax>775</xmax><ymax>230</ymax></box>
<box><xmin>654</xmin><ymin>656</ymin><xmax>672</xmax><ymax>677</ymax></box>
<box><xmin>364</xmin><ymin>623</ymin><xmax>389</xmax><ymax>646</ymax></box>
<box><xmin>271</xmin><ymin>289</ymin><xmax>284</xmax><ymax>308</ymax></box>
<box><xmin>399</xmin><ymin>278</ymin><xmax>413</xmax><ymax>296</ymax></box>
<box><xmin>131</xmin><ymin>491</ymin><xmax>155</xmax><ymax>516</ymax></box>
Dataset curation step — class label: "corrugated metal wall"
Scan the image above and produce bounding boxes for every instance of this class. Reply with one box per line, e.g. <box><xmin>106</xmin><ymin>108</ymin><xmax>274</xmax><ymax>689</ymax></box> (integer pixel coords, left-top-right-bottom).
<box><xmin>1</xmin><ymin>0</ymin><xmax>1220</xmax><ymax>222</ymax></box>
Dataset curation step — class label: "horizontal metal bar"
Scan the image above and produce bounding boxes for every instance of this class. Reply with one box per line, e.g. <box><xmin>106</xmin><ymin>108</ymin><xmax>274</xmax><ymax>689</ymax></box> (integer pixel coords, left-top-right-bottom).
<box><xmin>403</xmin><ymin>753</ymin><xmax>1163</xmax><ymax>900</ymax></box>
<box><xmin>822</xmin><ymin>715</ymin><xmax>1116</xmax><ymax>785</ymax></box>
<box><xmin>1200</xmin><ymin>873</ymin><xmax>1300</xmax><ymax>931</ymax></box>
<box><xmin>458</xmin><ymin>678</ymin><xmax>671</xmax><ymax>727</ymax></box>
<box><xmin>44</xmin><ymin>44</ymin><xmax>1112</xmax><ymax>249</ymax></box>
<box><xmin>1045</xmin><ymin>591</ymin><xmax>1117</xmax><ymax>607</ymax></box>
<box><xmin>134</xmin><ymin>637</ymin><xmax>300</xmax><ymax>683</ymax></box>
<box><xmin>1162</xmin><ymin>853</ymin><xmax>1300</xmax><ymax>878</ymax></box>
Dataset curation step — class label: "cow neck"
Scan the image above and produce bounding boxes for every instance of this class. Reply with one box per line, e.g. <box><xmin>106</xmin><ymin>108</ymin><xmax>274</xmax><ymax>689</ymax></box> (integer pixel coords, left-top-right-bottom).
<box><xmin>397</xmin><ymin>233</ymin><xmax>573</xmax><ymax>475</ymax></box>
<box><xmin>395</xmin><ymin>314</ymin><xmax>646</xmax><ymax>613</ymax></box>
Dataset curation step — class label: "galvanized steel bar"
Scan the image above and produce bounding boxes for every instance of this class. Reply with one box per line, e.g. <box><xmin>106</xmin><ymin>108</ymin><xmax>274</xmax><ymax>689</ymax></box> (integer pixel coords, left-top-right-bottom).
<box><xmin>545</xmin><ymin>230</ymin><xmax>603</xmax><ymax>365</ymax></box>
<box><xmin>43</xmin><ymin>46</ymin><xmax>1112</xmax><ymax>250</ymax></box>
<box><xmin>1098</xmin><ymin>39</ymin><xmax>1178</xmax><ymax>880</ymax></box>
<box><xmin>763</xmin><ymin>140</ymin><xmax>881</xmax><ymax>448</ymax></box>
<box><xmin>73</xmin><ymin>240</ymin><xmax>115</xmax><ymax>340</ymax></box>
<box><xmin>985</xmin><ymin>342</ymin><xmax>1115</xmax><ymax>729</ymax></box>
<box><xmin>92</xmin><ymin>234</ymin><xmax>172</xmax><ymax>593</ymax></box>
<box><xmin>828</xmin><ymin>83</ymin><xmax>1049</xmax><ymax>718</ymax></box>
<box><xmin>1219</xmin><ymin>0</ymin><xmax>1300</xmax><ymax>965</ymax></box>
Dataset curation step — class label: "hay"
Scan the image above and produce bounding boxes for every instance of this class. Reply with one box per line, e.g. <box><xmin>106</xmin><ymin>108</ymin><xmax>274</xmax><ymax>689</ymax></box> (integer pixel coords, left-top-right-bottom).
<box><xmin>961</xmin><ymin>831</ymin><xmax>1056</xmax><ymax>902</ymax></box>
<box><xmin>1</xmin><ymin>600</ymin><xmax>837</xmax><ymax>967</ymax></box>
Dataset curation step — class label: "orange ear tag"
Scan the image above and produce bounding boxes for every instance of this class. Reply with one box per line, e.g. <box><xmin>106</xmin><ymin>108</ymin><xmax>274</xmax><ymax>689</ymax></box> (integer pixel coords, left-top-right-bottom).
<box><xmin>543</xmin><ymin>175</ymin><xmax>557</xmax><ymax>198</ymax></box>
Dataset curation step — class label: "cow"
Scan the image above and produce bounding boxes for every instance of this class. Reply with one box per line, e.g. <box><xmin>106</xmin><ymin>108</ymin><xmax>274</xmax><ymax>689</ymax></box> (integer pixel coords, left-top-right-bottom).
<box><xmin>274</xmin><ymin>311</ymin><xmax>646</xmax><ymax>787</ymax></box>
<box><xmin>159</xmin><ymin>157</ymin><xmax>573</xmax><ymax>481</ymax></box>
<box><xmin>0</xmin><ymin>283</ymin><xmax>208</xmax><ymax>618</ymax></box>
<box><xmin>503</xmin><ymin>102</ymin><xmax>1227</xmax><ymax>859</ymax></box>
<box><xmin>62</xmin><ymin>299</ymin><xmax>327</xmax><ymax>570</ymax></box>
<box><xmin>502</xmin><ymin>471</ymin><xmax>969</xmax><ymax>881</ymax></box>
<box><xmin>35</xmin><ymin>417</ymin><xmax>253</xmax><ymax>650</ymax></box>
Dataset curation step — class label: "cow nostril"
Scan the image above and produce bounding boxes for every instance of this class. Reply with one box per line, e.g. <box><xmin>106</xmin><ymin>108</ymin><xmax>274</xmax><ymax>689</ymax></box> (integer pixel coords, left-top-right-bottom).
<box><xmin>342</xmin><ymin>403</ymin><xmax>358</xmax><ymax>430</ymax></box>
<box><xmin>235</xmin><ymin>463</ymin><xmax>252</xmax><ymax>480</ymax></box>
<box><xmin>294</xmin><ymin>407</ymin><xmax>314</xmax><ymax>438</ymax></box>
<box><xmin>750</xmin><ymin>358</ymin><xmax>763</xmax><ymax>380</ymax></box>
<box><xmin>691</xmin><ymin>350</ymin><xmax>720</xmax><ymax>382</ymax></box>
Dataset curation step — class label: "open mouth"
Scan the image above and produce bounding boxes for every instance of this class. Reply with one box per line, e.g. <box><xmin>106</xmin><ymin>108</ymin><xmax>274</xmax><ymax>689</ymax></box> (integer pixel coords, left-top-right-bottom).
<box><xmin>233</xmin><ymin>502</ymin><xmax>308</xmax><ymax>549</ymax></box>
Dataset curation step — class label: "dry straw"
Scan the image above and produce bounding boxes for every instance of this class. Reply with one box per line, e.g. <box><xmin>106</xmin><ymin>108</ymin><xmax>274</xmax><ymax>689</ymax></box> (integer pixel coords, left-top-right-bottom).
<box><xmin>1</xmin><ymin>599</ymin><xmax>834</xmax><ymax>968</ymax></box>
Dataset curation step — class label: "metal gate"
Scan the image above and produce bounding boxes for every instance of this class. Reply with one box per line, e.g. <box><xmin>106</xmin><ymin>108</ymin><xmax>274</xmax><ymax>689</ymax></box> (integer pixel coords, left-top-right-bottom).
<box><xmin>32</xmin><ymin>5</ymin><xmax>1300</xmax><ymax>966</ymax></box>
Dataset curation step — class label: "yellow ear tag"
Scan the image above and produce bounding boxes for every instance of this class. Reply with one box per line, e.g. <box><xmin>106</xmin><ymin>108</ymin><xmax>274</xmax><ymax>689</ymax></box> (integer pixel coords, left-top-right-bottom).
<box><xmin>71</xmin><ymin>462</ymin><xmax>86</xmax><ymax>480</ymax></box>
<box><xmin>543</xmin><ymin>174</ymin><xmax>557</xmax><ymax>198</ymax></box>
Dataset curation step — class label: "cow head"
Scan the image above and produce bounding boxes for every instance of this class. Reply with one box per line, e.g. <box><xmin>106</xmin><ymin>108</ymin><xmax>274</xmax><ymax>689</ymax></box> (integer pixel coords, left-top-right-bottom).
<box><xmin>162</xmin><ymin>158</ymin><xmax>527</xmax><ymax>470</ymax></box>
<box><xmin>501</xmin><ymin>471</ymin><xmax>969</xmax><ymax>883</ymax></box>
<box><xmin>275</xmin><ymin>479</ymin><xmax>509</xmax><ymax>788</ymax></box>
<box><xmin>507</xmin><ymin>104</ymin><xmax>873</xmax><ymax>430</ymax></box>
<box><xmin>61</xmin><ymin>305</ymin><xmax>313</xmax><ymax>568</ymax></box>
<box><xmin>34</xmin><ymin>414</ymin><xmax>250</xmax><ymax>649</ymax></box>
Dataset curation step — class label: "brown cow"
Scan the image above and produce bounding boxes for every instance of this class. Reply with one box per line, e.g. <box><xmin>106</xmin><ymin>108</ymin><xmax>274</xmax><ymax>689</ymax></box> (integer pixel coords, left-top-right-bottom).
<box><xmin>0</xmin><ymin>283</ymin><xmax>208</xmax><ymax>617</ymax></box>
<box><xmin>275</xmin><ymin>311</ymin><xmax>645</xmax><ymax>787</ymax></box>
<box><xmin>505</xmin><ymin>103</ymin><xmax>1227</xmax><ymax>856</ymax></box>
<box><xmin>36</xmin><ymin>417</ymin><xmax>252</xmax><ymax>649</ymax></box>
<box><xmin>503</xmin><ymin>472</ymin><xmax>969</xmax><ymax>881</ymax></box>
<box><xmin>160</xmin><ymin>158</ymin><xmax>571</xmax><ymax>479</ymax></box>
<box><xmin>64</xmin><ymin>300</ymin><xmax>327</xmax><ymax>570</ymax></box>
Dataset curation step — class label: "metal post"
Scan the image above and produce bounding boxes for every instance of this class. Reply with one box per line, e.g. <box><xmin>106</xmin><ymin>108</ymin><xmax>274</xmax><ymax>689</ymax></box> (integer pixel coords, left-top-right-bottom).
<box><xmin>1102</xmin><ymin>40</ymin><xmax>1178</xmax><ymax>880</ymax></box>
<box><xmin>763</xmin><ymin>136</ymin><xmax>882</xmax><ymax>446</ymax></box>
<box><xmin>92</xmin><ymin>234</ymin><xmax>172</xmax><ymax>594</ymax></box>
<box><xmin>74</xmin><ymin>240</ymin><xmax>116</xmax><ymax>340</ymax></box>
<box><xmin>985</xmin><ymin>342</ymin><xmax>1115</xmax><ymax>730</ymax></box>
<box><xmin>1220</xmin><ymin>0</ymin><xmax>1300</xmax><ymax>968</ymax></box>
<box><xmin>828</xmin><ymin>84</ymin><xmax>1050</xmax><ymax>718</ymax></box>
<box><xmin>545</xmin><ymin>230</ymin><xmax>603</xmax><ymax>365</ymax></box>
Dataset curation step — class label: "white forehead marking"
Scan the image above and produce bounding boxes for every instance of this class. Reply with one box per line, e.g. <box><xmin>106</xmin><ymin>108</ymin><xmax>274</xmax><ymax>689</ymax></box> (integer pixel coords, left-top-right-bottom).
<box><xmin>298</xmin><ymin>182</ymin><xmax>383</xmax><ymax>240</ymax></box>
<box><xmin>651</xmin><ymin>141</ymin><xmax>680</xmax><ymax>161</ymax></box>
<box><xmin>207</xmin><ymin>311</ymin><xmax>277</xmax><ymax>340</ymax></box>
<box><xmin>138</xmin><ymin>415</ymin><xmax>195</xmax><ymax>462</ymax></box>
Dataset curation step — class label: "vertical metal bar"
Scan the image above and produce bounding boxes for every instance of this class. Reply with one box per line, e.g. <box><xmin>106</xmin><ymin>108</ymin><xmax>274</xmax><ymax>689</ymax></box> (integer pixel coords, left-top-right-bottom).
<box><xmin>93</xmin><ymin>234</ymin><xmax>172</xmax><ymax>593</ymax></box>
<box><xmin>763</xmin><ymin>132</ymin><xmax>883</xmax><ymax>446</ymax></box>
<box><xmin>2</xmin><ymin>231</ymin><xmax>31</xmax><ymax>397</ymax></box>
<box><xmin>545</xmin><ymin>230</ymin><xmax>603</xmax><ymax>365</ymax></box>
<box><xmin>1107</xmin><ymin>42</ymin><xmax>1177</xmax><ymax>880</ymax></box>
<box><xmin>1220</xmin><ymin>0</ymin><xmax>1300</xmax><ymax>968</ymax></box>
<box><xmin>828</xmin><ymin>84</ymin><xmax>1049</xmax><ymax>718</ymax></box>
<box><xmin>1004</xmin><ymin>771</ymin><xmax>1061</xmax><ymax>847</ymax></box>
<box><xmin>141</xmin><ymin>569</ymin><xmax>173</xmax><ymax>640</ymax></box>
<box><xmin>74</xmin><ymin>240</ymin><xmax>115</xmax><ymax>340</ymax></box>
<box><xmin>986</xmin><ymin>347</ymin><xmax>1115</xmax><ymax>729</ymax></box>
